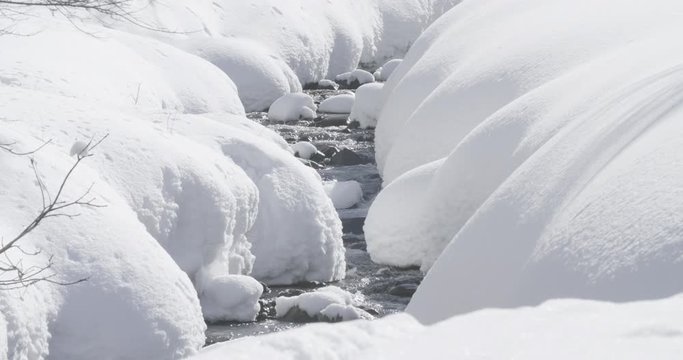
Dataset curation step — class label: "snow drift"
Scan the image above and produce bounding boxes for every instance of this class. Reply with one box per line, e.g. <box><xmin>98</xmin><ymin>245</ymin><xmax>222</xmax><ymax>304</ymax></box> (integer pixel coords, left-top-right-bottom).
<box><xmin>364</xmin><ymin>0</ymin><xmax>683</xmax><ymax>324</ymax></box>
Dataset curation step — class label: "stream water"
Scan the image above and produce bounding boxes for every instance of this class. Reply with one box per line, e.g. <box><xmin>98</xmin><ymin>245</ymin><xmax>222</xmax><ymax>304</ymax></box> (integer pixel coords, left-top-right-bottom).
<box><xmin>205</xmin><ymin>90</ymin><xmax>423</xmax><ymax>344</ymax></box>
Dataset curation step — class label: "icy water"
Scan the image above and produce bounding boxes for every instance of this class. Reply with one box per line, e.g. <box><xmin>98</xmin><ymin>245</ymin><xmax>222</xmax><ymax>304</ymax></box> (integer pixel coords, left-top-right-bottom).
<box><xmin>205</xmin><ymin>90</ymin><xmax>423</xmax><ymax>345</ymax></box>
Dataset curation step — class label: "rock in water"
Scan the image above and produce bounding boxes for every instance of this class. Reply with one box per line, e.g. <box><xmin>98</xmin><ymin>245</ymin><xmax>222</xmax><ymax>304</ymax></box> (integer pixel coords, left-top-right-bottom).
<box><xmin>329</xmin><ymin>148</ymin><xmax>367</xmax><ymax>166</ymax></box>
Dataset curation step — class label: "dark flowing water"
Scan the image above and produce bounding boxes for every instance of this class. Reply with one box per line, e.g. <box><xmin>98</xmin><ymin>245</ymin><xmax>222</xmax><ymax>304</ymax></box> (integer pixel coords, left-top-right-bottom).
<box><xmin>205</xmin><ymin>90</ymin><xmax>422</xmax><ymax>344</ymax></box>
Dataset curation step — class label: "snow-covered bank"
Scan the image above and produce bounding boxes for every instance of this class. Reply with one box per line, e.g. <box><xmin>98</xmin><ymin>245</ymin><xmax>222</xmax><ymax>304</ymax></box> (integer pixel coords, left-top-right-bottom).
<box><xmin>196</xmin><ymin>295</ymin><xmax>683</xmax><ymax>359</ymax></box>
<box><xmin>363</xmin><ymin>0</ymin><xmax>683</xmax><ymax>324</ymax></box>
<box><xmin>98</xmin><ymin>0</ymin><xmax>462</xmax><ymax>111</ymax></box>
<box><xmin>0</xmin><ymin>9</ymin><xmax>349</xmax><ymax>358</ymax></box>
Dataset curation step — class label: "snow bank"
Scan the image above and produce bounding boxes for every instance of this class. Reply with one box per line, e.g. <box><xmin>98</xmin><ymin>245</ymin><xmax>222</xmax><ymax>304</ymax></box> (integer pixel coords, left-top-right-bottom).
<box><xmin>336</xmin><ymin>70</ymin><xmax>375</xmax><ymax>88</ymax></box>
<box><xmin>364</xmin><ymin>0</ymin><xmax>683</xmax><ymax>324</ymax></box>
<box><xmin>268</xmin><ymin>93</ymin><xmax>317</xmax><ymax>122</ymax></box>
<box><xmin>350</xmin><ymin>83</ymin><xmax>385</xmax><ymax>128</ymax></box>
<box><xmin>276</xmin><ymin>286</ymin><xmax>372</xmax><ymax>322</ymax></box>
<box><xmin>194</xmin><ymin>314</ymin><xmax>422</xmax><ymax>360</ymax></box>
<box><xmin>0</xmin><ymin>8</ymin><xmax>347</xmax><ymax>355</ymax></box>
<box><xmin>319</xmin><ymin>94</ymin><xmax>356</xmax><ymax>114</ymax></box>
<box><xmin>370</xmin><ymin>296</ymin><xmax>683</xmax><ymax>360</ymax></box>
<box><xmin>0</xmin><ymin>130</ymin><xmax>205</xmax><ymax>360</ymax></box>
<box><xmin>195</xmin><ymin>295</ymin><xmax>683</xmax><ymax>359</ymax></box>
<box><xmin>93</xmin><ymin>0</ymin><xmax>462</xmax><ymax>111</ymax></box>
<box><xmin>374</xmin><ymin>59</ymin><xmax>403</xmax><ymax>81</ymax></box>
<box><xmin>324</xmin><ymin>181</ymin><xmax>364</xmax><ymax>210</ymax></box>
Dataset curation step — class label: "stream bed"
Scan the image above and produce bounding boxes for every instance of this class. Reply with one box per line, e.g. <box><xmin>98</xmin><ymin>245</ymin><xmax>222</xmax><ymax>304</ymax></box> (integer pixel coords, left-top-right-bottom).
<box><xmin>206</xmin><ymin>90</ymin><xmax>423</xmax><ymax>344</ymax></box>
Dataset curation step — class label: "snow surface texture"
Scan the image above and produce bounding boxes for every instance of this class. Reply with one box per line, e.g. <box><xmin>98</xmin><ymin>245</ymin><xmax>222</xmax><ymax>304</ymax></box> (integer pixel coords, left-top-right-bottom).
<box><xmin>324</xmin><ymin>181</ymin><xmax>364</xmax><ymax>210</ymax></box>
<box><xmin>276</xmin><ymin>286</ymin><xmax>372</xmax><ymax>322</ymax></box>
<box><xmin>196</xmin><ymin>296</ymin><xmax>683</xmax><ymax>359</ymax></box>
<box><xmin>268</xmin><ymin>93</ymin><xmax>317</xmax><ymax>122</ymax></box>
<box><xmin>0</xmin><ymin>9</ymin><xmax>346</xmax><ymax>357</ymax></box>
<box><xmin>319</xmin><ymin>93</ymin><xmax>356</xmax><ymax>114</ymax></box>
<box><xmin>92</xmin><ymin>0</ymin><xmax>462</xmax><ymax>111</ymax></box>
<box><xmin>350</xmin><ymin>83</ymin><xmax>385</xmax><ymax>128</ymax></box>
<box><xmin>374</xmin><ymin>59</ymin><xmax>403</xmax><ymax>82</ymax></box>
<box><xmin>364</xmin><ymin>0</ymin><xmax>683</xmax><ymax>324</ymax></box>
<box><xmin>194</xmin><ymin>314</ymin><xmax>422</xmax><ymax>360</ymax></box>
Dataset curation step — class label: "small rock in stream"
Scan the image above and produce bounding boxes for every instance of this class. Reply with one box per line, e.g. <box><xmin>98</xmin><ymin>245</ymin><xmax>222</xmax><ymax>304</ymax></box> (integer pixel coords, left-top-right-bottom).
<box><xmin>388</xmin><ymin>283</ymin><xmax>419</xmax><ymax>297</ymax></box>
<box><xmin>313</xmin><ymin>115</ymin><xmax>349</xmax><ymax>127</ymax></box>
<box><xmin>330</xmin><ymin>148</ymin><xmax>368</xmax><ymax>166</ymax></box>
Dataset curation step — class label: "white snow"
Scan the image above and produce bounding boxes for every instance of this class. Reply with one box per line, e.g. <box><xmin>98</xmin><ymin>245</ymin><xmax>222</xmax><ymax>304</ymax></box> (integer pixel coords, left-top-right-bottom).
<box><xmin>350</xmin><ymin>83</ymin><xmax>385</xmax><ymax>128</ymax></box>
<box><xmin>292</xmin><ymin>141</ymin><xmax>319</xmax><ymax>160</ymax></box>
<box><xmin>0</xmin><ymin>4</ymin><xmax>355</xmax><ymax>356</ymax></box>
<box><xmin>324</xmin><ymin>181</ymin><xmax>364</xmax><ymax>210</ymax></box>
<box><xmin>373</xmin><ymin>59</ymin><xmax>403</xmax><ymax>82</ymax></box>
<box><xmin>335</xmin><ymin>69</ymin><xmax>375</xmax><ymax>87</ymax></box>
<box><xmin>276</xmin><ymin>286</ymin><xmax>372</xmax><ymax>322</ymax></box>
<box><xmin>362</xmin><ymin>0</ymin><xmax>683</xmax><ymax>325</ymax></box>
<box><xmin>194</xmin><ymin>314</ymin><xmax>422</xmax><ymax>360</ymax></box>
<box><xmin>319</xmin><ymin>93</ymin><xmax>356</xmax><ymax>114</ymax></box>
<box><xmin>268</xmin><ymin>93</ymin><xmax>318</xmax><ymax>122</ymax></box>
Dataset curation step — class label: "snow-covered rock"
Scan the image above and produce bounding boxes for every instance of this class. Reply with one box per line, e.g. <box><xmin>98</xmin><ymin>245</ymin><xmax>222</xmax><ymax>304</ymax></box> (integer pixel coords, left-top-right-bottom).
<box><xmin>198</xmin><ymin>275</ymin><xmax>263</xmax><ymax>323</ymax></box>
<box><xmin>292</xmin><ymin>142</ymin><xmax>319</xmax><ymax>160</ymax></box>
<box><xmin>268</xmin><ymin>93</ymin><xmax>317</xmax><ymax>122</ymax></box>
<box><xmin>194</xmin><ymin>314</ymin><xmax>422</xmax><ymax>360</ymax></box>
<box><xmin>319</xmin><ymin>93</ymin><xmax>356</xmax><ymax>114</ymax></box>
<box><xmin>373</xmin><ymin>59</ymin><xmax>403</xmax><ymax>81</ymax></box>
<box><xmin>324</xmin><ymin>181</ymin><xmax>364</xmax><ymax>210</ymax></box>
<box><xmin>350</xmin><ymin>83</ymin><xmax>385</xmax><ymax>128</ymax></box>
<box><xmin>364</xmin><ymin>0</ymin><xmax>683</xmax><ymax>324</ymax></box>
<box><xmin>317</xmin><ymin>79</ymin><xmax>340</xmax><ymax>90</ymax></box>
<box><xmin>336</xmin><ymin>69</ymin><xmax>375</xmax><ymax>88</ymax></box>
<box><xmin>276</xmin><ymin>286</ymin><xmax>372</xmax><ymax>322</ymax></box>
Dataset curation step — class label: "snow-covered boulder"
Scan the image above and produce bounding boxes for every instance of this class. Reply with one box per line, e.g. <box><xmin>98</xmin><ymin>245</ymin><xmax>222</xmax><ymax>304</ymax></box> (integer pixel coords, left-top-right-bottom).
<box><xmin>292</xmin><ymin>142</ymin><xmax>319</xmax><ymax>160</ymax></box>
<box><xmin>319</xmin><ymin>93</ymin><xmax>356</xmax><ymax>114</ymax></box>
<box><xmin>317</xmin><ymin>79</ymin><xmax>340</xmax><ymax>90</ymax></box>
<box><xmin>364</xmin><ymin>0</ymin><xmax>683</xmax><ymax>324</ymax></box>
<box><xmin>350</xmin><ymin>83</ymin><xmax>385</xmax><ymax>128</ymax></box>
<box><xmin>276</xmin><ymin>286</ymin><xmax>372</xmax><ymax>322</ymax></box>
<box><xmin>324</xmin><ymin>181</ymin><xmax>364</xmax><ymax>210</ymax></box>
<box><xmin>373</xmin><ymin>59</ymin><xmax>403</xmax><ymax>81</ymax></box>
<box><xmin>336</xmin><ymin>70</ymin><xmax>375</xmax><ymax>88</ymax></box>
<box><xmin>198</xmin><ymin>275</ymin><xmax>263</xmax><ymax>323</ymax></box>
<box><xmin>268</xmin><ymin>93</ymin><xmax>318</xmax><ymax>122</ymax></box>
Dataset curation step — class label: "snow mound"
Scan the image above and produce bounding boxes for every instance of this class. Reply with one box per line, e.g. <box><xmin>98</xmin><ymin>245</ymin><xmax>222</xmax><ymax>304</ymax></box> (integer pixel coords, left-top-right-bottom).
<box><xmin>363</xmin><ymin>0</ymin><xmax>683</xmax><ymax>324</ymax></box>
<box><xmin>184</xmin><ymin>38</ymin><xmax>301</xmax><ymax>112</ymax></box>
<box><xmin>292</xmin><ymin>142</ymin><xmax>319</xmax><ymax>160</ymax></box>
<box><xmin>319</xmin><ymin>93</ymin><xmax>356</xmax><ymax>114</ymax></box>
<box><xmin>194</xmin><ymin>314</ymin><xmax>422</xmax><ymax>360</ymax></box>
<box><xmin>268</xmin><ymin>93</ymin><xmax>318</xmax><ymax>122</ymax></box>
<box><xmin>350</xmin><ymin>83</ymin><xmax>385</xmax><ymax>128</ymax></box>
<box><xmin>336</xmin><ymin>70</ymin><xmax>376</xmax><ymax>88</ymax></box>
<box><xmin>374</xmin><ymin>59</ymin><xmax>403</xmax><ymax>81</ymax></box>
<box><xmin>276</xmin><ymin>286</ymin><xmax>372</xmax><ymax>322</ymax></box>
<box><xmin>198</xmin><ymin>275</ymin><xmax>263</xmax><ymax>323</ymax></box>
<box><xmin>324</xmin><ymin>181</ymin><xmax>364</xmax><ymax>210</ymax></box>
